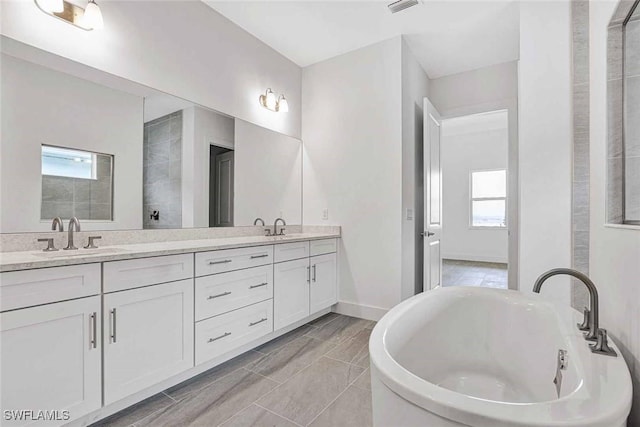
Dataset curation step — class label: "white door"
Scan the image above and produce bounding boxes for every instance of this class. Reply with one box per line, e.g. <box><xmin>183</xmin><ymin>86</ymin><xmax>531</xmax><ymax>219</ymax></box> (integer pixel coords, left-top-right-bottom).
<box><xmin>310</xmin><ymin>253</ymin><xmax>337</xmax><ymax>313</ymax></box>
<box><xmin>274</xmin><ymin>258</ymin><xmax>310</xmax><ymax>330</ymax></box>
<box><xmin>423</xmin><ymin>98</ymin><xmax>443</xmax><ymax>291</ymax></box>
<box><xmin>1</xmin><ymin>296</ymin><xmax>101</xmax><ymax>426</ymax></box>
<box><xmin>103</xmin><ymin>279</ymin><xmax>194</xmax><ymax>404</ymax></box>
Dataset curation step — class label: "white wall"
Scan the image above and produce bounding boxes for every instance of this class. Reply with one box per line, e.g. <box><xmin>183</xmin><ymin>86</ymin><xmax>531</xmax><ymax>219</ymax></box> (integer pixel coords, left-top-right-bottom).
<box><xmin>518</xmin><ymin>2</ymin><xmax>572</xmax><ymax>305</ymax></box>
<box><xmin>401</xmin><ymin>37</ymin><xmax>431</xmax><ymax>300</ymax></box>
<box><xmin>0</xmin><ymin>54</ymin><xmax>142</xmax><ymax>232</ymax></box>
<box><xmin>234</xmin><ymin>120</ymin><xmax>302</xmax><ymax>226</ymax></box>
<box><xmin>0</xmin><ymin>0</ymin><xmax>301</xmax><ymax>139</ymax></box>
<box><xmin>589</xmin><ymin>1</ymin><xmax>640</xmax><ymax>423</ymax></box>
<box><xmin>441</xmin><ymin>113</ymin><xmax>508</xmax><ymax>263</ymax></box>
<box><xmin>181</xmin><ymin>106</ymin><xmax>235</xmax><ymax>228</ymax></box>
<box><xmin>303</xmin><ymin>37</ymin><xmax>403</xmax><ymax>319</ymax></box>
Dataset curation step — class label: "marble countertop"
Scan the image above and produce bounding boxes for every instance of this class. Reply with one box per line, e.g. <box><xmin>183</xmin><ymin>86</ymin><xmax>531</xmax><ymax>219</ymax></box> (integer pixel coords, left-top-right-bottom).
<box><xmin>0</xmin><ymin>232</ymin><xmax>340</xmax><ymax>272</ymax></box>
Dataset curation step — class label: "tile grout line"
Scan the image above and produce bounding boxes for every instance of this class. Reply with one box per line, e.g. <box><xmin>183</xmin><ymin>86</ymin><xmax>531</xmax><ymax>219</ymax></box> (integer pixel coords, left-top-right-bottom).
<box><xmin>243</xmin><ymin>367</ymin><xmax>284</xmax><ymax>384</ymax></box>
<box><xmin>254</xmin><ymin>402</ymin><xmax>305</xmax><ymax>427</ymax></box>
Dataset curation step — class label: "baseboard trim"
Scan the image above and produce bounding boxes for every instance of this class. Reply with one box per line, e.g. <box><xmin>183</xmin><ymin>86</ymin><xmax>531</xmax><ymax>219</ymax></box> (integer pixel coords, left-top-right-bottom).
<box><xmin>333</xmin><ymin>301</ymin><xmax>388</xmax><ymax>321</ymax></box>
<box><xmin>443</xmin><ymin>253</ymin><xmax>508</xmax><ymax>264</ymax></box>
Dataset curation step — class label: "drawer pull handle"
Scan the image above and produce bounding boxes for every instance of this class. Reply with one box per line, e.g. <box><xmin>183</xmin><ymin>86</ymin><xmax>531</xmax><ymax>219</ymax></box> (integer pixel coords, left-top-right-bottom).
<box><xmin>207</xmin><ymin>291</ymin><xmax>232</xmax><ymax>300</ymax></box>
<box><xmin>249</xmin><ymin>318</ymin><xmax>268</xmax><ymax>327</ymax></box>
<box><xmin>209</xmin><ymin>259</ymin><xmax>232</xmax><ymax>265</ymax></box>
<box><xmin>90</xmin><ymin>312</ymin><xmax>97</xmax><ymax>349</ymax></box>
<box><xmin>208</xmin><ymin>332</ymin><xmax>231</xmax><ymax>343</ymax></box>
<box><xmin>249</xmin><ymin>282</ymin><xmax>268</xmax><ymax>289</ymax></box>
<box><xmin>250</xmin><ymin>254</ymin><xmax>269</xmax><ymax>259</ymax></box>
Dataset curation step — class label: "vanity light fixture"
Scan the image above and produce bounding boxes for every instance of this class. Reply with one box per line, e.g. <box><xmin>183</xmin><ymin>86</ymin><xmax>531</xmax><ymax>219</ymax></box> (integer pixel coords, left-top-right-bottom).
<box><xmin>259</xmin><ymin>88</ymin><xmax>289</xmax><ymax>113</ymax></box>
<box><xmin>34</xmin><ymin>0</ymin><xmax>104</xmax><ymax>31</ymax></box>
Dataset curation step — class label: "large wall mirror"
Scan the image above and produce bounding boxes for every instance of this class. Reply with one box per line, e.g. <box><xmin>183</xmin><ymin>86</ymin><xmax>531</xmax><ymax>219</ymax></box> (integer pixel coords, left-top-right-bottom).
<box><xmin>0</xmin><ymin>39</ymin><xmax>302</xmax><ymax>233</ymax></box>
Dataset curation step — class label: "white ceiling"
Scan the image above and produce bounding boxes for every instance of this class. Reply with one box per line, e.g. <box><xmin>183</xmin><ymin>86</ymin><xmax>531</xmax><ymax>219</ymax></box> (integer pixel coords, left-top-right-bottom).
<box><xmin>204</xmin><ymin>1</ymin><xmax>520</xmax><ymax>79</ymax></box>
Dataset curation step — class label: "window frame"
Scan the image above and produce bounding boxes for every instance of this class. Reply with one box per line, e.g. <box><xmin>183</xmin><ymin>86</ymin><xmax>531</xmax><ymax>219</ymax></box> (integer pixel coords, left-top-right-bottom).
<box><xmin>469</xmin><ymin>168</ymin><xmax>508</xmax><ymax>229</ymax></box>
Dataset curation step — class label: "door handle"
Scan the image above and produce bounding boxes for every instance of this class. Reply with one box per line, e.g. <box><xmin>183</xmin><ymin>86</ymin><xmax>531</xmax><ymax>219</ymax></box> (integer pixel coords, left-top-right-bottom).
<box><xmin>420</xmin><ymin>231</ymin><xmax>435</xmax><ymax>237</ymax></box>
<box><xmin>312</xmin><ymin>265</ymin><xmax>317</xmax><ymax>282</ymax></box>
<box><xmin>109</xmin><ymin>308</ymin><xmax>117</xmax><ymax>343</ymax></box>
<box><xmin>89</xmin><ymin>312</ymin><xmax>97</xmax><ymax>349</ymax></box>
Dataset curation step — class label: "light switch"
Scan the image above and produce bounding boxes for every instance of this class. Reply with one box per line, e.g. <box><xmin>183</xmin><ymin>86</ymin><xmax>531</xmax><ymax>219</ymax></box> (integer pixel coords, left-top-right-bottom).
<box><xmin>322</xmin><ymin>209</ymin><xmax>329</xmax><ymax>220</ymax></box>
<box><xmin>406</xmin><ymin>208</ymin><xmax>413</xmax><ymax>220</ymax></box>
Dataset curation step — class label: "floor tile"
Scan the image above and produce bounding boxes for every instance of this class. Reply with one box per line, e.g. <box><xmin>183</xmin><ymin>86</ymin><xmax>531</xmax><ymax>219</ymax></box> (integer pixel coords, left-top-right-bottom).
<box><xmin>219</xmin><ymin>404</ymin><xmax>299</xmax><ymax>427</ymax></box>
<box><xmin>352</xmin><ymin>368</ymin><xmax>371</xmax><ymax>391</ymax></box>
<box><xmin>91</xmin><ymin>393</ymin><xmax>174</xmax><ymax>427</ymax></box>
<box><xmin>326</xmin><ymin>328</ymin><xmax>370</xmax><ymax>367</ymax></box>
<box><xmin>165</xmin><ymin>350</ymin><xmax>265</xmax><ymax>401</ymax></box>
<box><xmin>254</xmin><ymin>325</ymin><xmax>315</xmax><ymax>355</ymax></box>
<box><xmin>257</xmin><ymin>357</ymin><xmax>365</xmax><ymax>426</ymax></box>
<box><xmin>308</xmin><ymin>385</ymin><xmax>372</xmax><ymax>427</ymax></box>
<box><xmin>442</xmin><ymin>259</ymin><xmax>508</xmax><ymax>289</ymax></box>
<box><xmin>248</xmin><ymin>336</ymin><xmax>336</xmax><ymax>383</ymax></box>
<box><xmin>138</xmin><ymin>369</ymin><xmax>278</xmax><ymax>427</ymax></box>
<box><xmin>306</xmin><ymin>312</ymin><xmax>340</xmax><ymax>328</ymax></box>
<box><xmin>304</xmin><ymin>315</ymin><xmax>371</xmax><ymax>344</ymax></box>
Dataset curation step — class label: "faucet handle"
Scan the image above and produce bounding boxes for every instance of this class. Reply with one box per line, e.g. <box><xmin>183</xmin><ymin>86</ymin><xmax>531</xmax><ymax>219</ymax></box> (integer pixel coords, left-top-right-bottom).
<box><xmin>590</xmin><ymin>328</ymin><xmax>617</xmax><ymax>357</ymax></box>
<box><xmin>84</xmin><ymin>236</ymin><xmax>102</xmax><ymax>249</ymax></box>
<box><xmin>278</xmin><ymin>227</ymin><xmax>286</xmax><ymax>236</ymax></box>
<box><xmin>264</xmin><ymin>228</ymin><xmax>273</xmax><ymax>236</ymax></box>
<box><xmin>577</xmin><ymin>307</ymin><xmax>590</xmax><ymax>331</ymax></box>
<box><xmin>37</xmin><ymin>238</ymin><xmax>58</xmax><ymax>252</ymax></box>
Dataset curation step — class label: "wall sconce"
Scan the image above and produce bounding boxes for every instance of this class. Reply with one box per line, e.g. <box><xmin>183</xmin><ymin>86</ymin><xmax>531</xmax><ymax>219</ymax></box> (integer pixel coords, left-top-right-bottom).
<box><xmin>34</xmin><ymin>0</ymin><xmax>104</xmax><ymax>31</ymax></box>
<box><xmin>259</xmin><ymin>89</ymin><xmax>289</xmax><ymax>113</ymax></box>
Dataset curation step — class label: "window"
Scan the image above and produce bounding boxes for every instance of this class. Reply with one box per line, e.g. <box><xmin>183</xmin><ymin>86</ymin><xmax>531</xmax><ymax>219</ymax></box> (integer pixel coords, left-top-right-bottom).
<box><xmin>41</xmin><ymin>145</ymin><xmax>97</xmax><ymax>180</ymax></box>
<box><xmin>470</xmin><ymin>169</ymin><xmax>507</xmax><ymax>228</ymax></box>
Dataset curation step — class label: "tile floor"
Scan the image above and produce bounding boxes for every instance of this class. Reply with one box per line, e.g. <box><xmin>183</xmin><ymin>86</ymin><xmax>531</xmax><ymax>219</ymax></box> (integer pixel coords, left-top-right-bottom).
<box><xmin>442</xmin><ymin>259</ymin><xmax>508</xmax><ymax>289</ymax></box>
<box><xmin>93</xmin><ymin>313</ymin><xmax>375</xmax><ymax>427</ymax></box>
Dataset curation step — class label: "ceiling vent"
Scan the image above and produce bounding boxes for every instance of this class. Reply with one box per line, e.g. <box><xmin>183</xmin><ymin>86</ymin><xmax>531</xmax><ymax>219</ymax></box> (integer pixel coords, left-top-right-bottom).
<box><xmin>387</xmin><ymin>0</ymin><xmax>420</xmax><ymax>14</ymax></box>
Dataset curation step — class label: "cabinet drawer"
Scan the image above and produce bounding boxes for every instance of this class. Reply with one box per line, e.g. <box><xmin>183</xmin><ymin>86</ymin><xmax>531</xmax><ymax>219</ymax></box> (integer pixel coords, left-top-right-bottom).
<box><xmin>103</xmin><ymin>254</ymin><xmax>193</xmax><ymax>293</ymax></box>
<box><xmin>195</xmin><ymin>245</ymin><xmax>274</xmax><ymax>277</ymax></box>
<box><xmin>274</xmin><ymin>241</ymin><xmax>310</xmax><ymax>263</ymax></box>
<box><xmin>0</xmin><ymin>264</ymin><xmax>101</xmax><ymax>312</ymax></box>
<box><xmin>195</xmin><ymin>265</ymin><xmax>273</xmax><ymax>321</ymax></box>
<box><xmin>310</xmin><ymin>239</ymin><xmax>338</xmax><ymax>256</ymax></box>
<box><xmin>195</xmin><ymin>300</ymin><xmax>273</xmax><ymax>365</ymax></box>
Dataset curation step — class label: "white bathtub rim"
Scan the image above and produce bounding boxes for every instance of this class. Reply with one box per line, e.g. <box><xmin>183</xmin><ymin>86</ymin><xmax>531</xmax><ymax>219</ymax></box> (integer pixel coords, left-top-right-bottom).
<box><xmin>369</xmin><ymin>287</ymin><xmax>633</xmax><ymax>427</ymax></box>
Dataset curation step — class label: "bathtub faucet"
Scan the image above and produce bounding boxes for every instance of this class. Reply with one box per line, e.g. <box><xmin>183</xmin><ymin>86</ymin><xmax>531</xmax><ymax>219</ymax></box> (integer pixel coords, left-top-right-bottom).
<box><xmin>533</xmin><ymin>268</ymin><xmax>617</xmax><ymax>357</ymax></box>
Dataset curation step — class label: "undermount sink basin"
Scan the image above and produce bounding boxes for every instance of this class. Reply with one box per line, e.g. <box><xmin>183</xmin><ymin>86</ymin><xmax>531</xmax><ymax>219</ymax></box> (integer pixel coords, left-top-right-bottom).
<box><xmin>34</xmin><ymin>247</ymin><xmax>127</xmax><ymax>258</ymax></box>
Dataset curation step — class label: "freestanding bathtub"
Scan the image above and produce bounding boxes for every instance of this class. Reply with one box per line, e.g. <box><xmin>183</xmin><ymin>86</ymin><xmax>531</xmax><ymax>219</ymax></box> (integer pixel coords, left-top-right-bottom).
<box><xmin>369</xmin><ymin>286</ymin><xmax>632</xmax><ymax>427</ymax></box>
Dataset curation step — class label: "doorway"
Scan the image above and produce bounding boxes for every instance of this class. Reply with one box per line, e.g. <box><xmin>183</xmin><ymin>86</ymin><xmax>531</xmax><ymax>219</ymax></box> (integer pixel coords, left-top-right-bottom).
<box><xmin>209</xmin><ymin>144</ymin><xmax>234</xmax><ymax>227</ymax></box>
<box><xmin>440</xmin><ymin>110</ymin><xmax>509</xmax><ymax>289</ymax></box>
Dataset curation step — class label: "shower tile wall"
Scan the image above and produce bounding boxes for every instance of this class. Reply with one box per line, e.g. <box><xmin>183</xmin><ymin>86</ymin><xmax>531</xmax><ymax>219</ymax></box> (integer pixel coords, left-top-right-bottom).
<box><xmin>143</xmin><ymin>111</ymin><xmax>182</xmax><ymax>229</ymax></box>
<box><xmin>571</xmin><ymin>0</ymin><xmax>590</xmax><ymax>309</ymax></box>
<box><xmin>41</xmin><ymin>154</ymin><xmax>113</xmax><ymax>221</ymax></box>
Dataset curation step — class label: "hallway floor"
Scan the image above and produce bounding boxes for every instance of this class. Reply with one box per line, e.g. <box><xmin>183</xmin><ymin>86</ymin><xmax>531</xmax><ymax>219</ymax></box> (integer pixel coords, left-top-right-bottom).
<box><xmin>94</xmin><ymin>313</ymin><xmax>375</xmax><ymax>427</ymax></box>
<box><xmin>442</xmin><ymin>259</ymin><xmax>508</xmax><ymax>289</ymax></box>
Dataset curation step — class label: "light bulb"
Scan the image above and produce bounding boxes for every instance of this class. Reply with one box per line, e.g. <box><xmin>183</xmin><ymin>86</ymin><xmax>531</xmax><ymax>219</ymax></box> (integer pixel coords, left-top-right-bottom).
<box><xmin>37</xmin><ymin>0</ymin><xmax>64</xmax><ymax>13</ymax></box>
<box><xmin>83</xmin><ymin>0</ymin><xmax>104</xmax><ymax>30</ymax></box>
<box><xmin>277</xmin><ymin>95</ymin><xmax>289</xmax><ymax>113</ymax></box>
<box><xmin>265</xmin><ymin>89</ymin><xmax>277</xmax><ymax>111</ymax></box>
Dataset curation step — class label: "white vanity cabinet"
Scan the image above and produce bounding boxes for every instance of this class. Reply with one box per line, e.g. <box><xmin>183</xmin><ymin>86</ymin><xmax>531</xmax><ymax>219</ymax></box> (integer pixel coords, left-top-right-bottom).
<box><xmin>310</xmin><ymin>252</ymin><xmax>338</xmax><ymax>313</ymax></box>
<box><xmin>274</xmin><ymin>257</ymin><xmax>311</xmax><ymax>330</ymax></box>
<box><xmin>102</xmin><ymin>278</ymin><xmax>194</xmax><ymax>404</ymax></box>
<box><xmin>0</xmin><ymin>296</ymin><xmax>102</xmax><ymax>426</ymax></box>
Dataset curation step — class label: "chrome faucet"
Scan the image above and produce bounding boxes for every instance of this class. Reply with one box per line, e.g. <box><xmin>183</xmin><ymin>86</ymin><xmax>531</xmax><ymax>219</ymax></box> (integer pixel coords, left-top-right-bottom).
<box><xmin>273</xmin><ymin>218</ymin><xmax>286</xmax><ymax>236</ymax></box>
<box><xmin>533</xmin><ymin>268</ymin><xmax>617</xmax><ymax>357</ymax></box>
<box><xmin>51</xmin><ymin>217</ymin><xmax>64</xmax><ymax>232</ymax></box>
<box><xmin>64</xmin><ymin>217</ymin><xmax>81</xmax><ymax>250</ymax></box>
<box><xmin>254</xmin><ymin>218</ymin><xmax>265</xmax><ymax>226</ymax></box>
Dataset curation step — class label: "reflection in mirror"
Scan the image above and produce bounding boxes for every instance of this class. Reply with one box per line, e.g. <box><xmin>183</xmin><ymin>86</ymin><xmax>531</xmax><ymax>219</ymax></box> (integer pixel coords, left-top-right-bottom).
<box><xmin>1</xmin><ymin>41</ymin><xmax>302</xmax><ymax>233</ymax></box>
<box><xmin>41</xmin><ymin>145</ymin><xmax>114</xmax><ymax>221</ymax></box>
<box><xmin>624</xmin><ymin>4</ymin><xmax>640</xmax><ymax>223</ymax></box>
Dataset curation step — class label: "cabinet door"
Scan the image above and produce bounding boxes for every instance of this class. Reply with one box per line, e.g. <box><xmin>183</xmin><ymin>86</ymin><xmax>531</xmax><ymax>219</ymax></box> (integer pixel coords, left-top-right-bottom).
<box><xmin>103</xmin><ymin>279</ymin><xmax>194</xmax><ymax>404</ymax></box>
<box><xmin>310</xmin><ymin>253</ymin><xmax>337</xmax><ymax>313</ymax></box>
<box><xmin>1</xmin><ymin>296</ymin><xmax>101</xmax><ymax>426</ymax></box>
<box><xmin>273</xmin><ymin>258</ymin><xmax>310</xmax><ymax>330</ymax></box>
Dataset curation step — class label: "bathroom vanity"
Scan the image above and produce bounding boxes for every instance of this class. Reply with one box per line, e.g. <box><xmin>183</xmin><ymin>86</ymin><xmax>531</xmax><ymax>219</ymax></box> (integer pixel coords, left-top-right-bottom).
<box><xmin>0</xmin><ymin>232</ymin><xmax>339</xmax><ymax>426</ymax></box>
